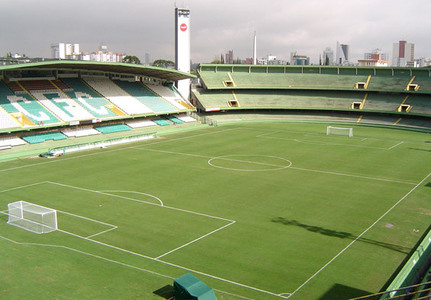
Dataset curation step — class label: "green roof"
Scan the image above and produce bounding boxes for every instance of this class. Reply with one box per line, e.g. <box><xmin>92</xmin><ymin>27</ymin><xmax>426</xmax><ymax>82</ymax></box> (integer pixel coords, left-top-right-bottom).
<box><xmin>0</xmin><ymin>60</ymin><xmax>196</xmax><ymax>81</ymax></box>
<box><xmin>174</xmin><ymin>273</ymin><xmax>217</xmax><ymax>300</ymax></box>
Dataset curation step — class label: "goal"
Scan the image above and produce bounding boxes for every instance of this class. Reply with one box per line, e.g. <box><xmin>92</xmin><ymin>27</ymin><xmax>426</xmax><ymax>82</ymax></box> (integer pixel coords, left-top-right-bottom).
<box><xmin>326</xmin><ymin>126</ymin><xmax>353</xmax><ymax>137</ymax></box>
<box><xmin>7</xmin><ymin>201</ymin><xmax>57</xmax><ymax>234</ymax></box>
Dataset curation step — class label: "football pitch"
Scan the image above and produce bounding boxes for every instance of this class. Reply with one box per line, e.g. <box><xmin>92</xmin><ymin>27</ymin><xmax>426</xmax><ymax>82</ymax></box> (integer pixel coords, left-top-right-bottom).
<box><xmin>0</xmin><ymin>122</ymin><xmax>430</xmax><ymax>299</ymax></box>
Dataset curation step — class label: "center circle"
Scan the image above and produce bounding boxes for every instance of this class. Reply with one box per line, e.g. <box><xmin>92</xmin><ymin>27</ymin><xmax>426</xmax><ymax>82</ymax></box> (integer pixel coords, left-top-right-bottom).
<box><xmin>208</xmin><ymin>155</ymin><xmax>292</xmax><ymax>172</ymax></box>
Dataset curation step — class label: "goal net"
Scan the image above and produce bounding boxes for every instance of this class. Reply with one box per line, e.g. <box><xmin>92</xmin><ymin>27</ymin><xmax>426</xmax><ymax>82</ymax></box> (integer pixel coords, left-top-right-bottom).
<box><xmin>7</xmin><ymin>201</ymin><xmax>57</xmax><ymax>234</ymax></box>
<box><xmin>326</xmin><ymin>126</ymin><xmax>353</xmax><ymax>137</ymax></box>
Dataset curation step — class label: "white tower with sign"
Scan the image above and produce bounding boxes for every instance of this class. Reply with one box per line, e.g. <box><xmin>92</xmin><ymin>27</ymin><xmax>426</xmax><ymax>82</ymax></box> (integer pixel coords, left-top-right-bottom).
<box><xmin>175</xmin><ymin>7</ymin><xmax>191</xmax><ymax>100</ymax></box>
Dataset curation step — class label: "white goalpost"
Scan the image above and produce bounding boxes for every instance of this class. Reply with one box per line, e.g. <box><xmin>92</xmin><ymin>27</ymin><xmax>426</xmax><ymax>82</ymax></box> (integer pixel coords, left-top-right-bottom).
<box><xmin>7</xmin><ymin>201</ymin><xmax>57</xmax><ymax>234</ymax></box>
<box><xmin>326</xmin><ymin>126</ymin><xmax>353</xmax><ymax>137</ymax></box>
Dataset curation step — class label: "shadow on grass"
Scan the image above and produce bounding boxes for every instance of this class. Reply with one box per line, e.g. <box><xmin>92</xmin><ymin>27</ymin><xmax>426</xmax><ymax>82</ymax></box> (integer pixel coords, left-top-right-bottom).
<box><xmin>271</xmin><ymin>217</ymin><xmax>410</xmax><ymax>254</ymax></box>
<box><xmin>318</xmin><ymin>283</ymin><xmax>371</xmax><ymax>300</ymax></box>
<box><xmin>409</xmin><ymin>147</ymin><xmax>431</xmax><ymax>152</ymax></box>
<box><xmin>153</xmin><ymin>285</ymin><xmax>174</xmax><ymax>299</ymax></box>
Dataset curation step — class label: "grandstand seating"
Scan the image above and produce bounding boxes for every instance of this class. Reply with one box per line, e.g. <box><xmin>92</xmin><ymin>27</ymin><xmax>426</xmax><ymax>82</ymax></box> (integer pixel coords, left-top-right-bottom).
<box><xmin>94</xmin><ymin>124</ymin><xmax>132</xmax><ymax>134</ymax></box>
<box><xmin>166</xmin><ymin>115</ymin><xmax>184</xmax><ymax>124</ymax></box>
<box><xmin>0</xmin><ymin>136</ymin><xmax>26</xmax><ymax>147</ymax></box>
<box><xmin>229</xmin><ymin>73</ymin><xmax>368</xmax><ymax>90</ymax></box>
<box><xmin>0</xmin><ymin>81</ymin><xmax>60</xmax><ymax>125</ymax></box>
<box><xmin>0</xmin><ymin>108</ymin><xmax>19</xmax><ymax>129</ymax></box>
<box><xmin>198</xmin><ymin>70</ymin><xmax>234</xmax><ymax>89</ymax></box>
<box><xmin>366</xmin><ymin>76</ymin><xmax>411</xmax><ymax>91</ymax></box>
<box><xmin>61</xmin><ymin>78</ymin><xmax>118</xmax><ymax>118</ymax></box>
<box><xmin>195</xmin><ymin>65</ymin><xmax>431</xmax><ymax>122</ymax></box>
<box><xmin>362</xmin><ymin>93</ymin><xmax>406</xmax><ymax>112</ymax></box>
<box><xmin>405</xmin><ymin>95</ymin><xmax>431</xmax><ymax>115</ymax></box>
<box><xmin>152</xmin><ymin>119</ymin><xmax>171</xmax><ymax>126</ymax></box>
<box><xmin>176</xmin><ymin>114</ymin><xmax>196</xmax><ymax>122</ymax></box>
<box><xmin>114</xmin><ymin>80</ymin><xmax>179</xmax><ymax>113</ymax></box>
<box><xmin>30</xmin><ymin>90</ymin><xmax>94</xmax><ymax>122</ymax></box>
<box><xmin>22</xmin><ymin>132</ymin><xmax>67</xmax><ymax>144</ymax></box>
<box><xmin>5</xmin><ymin>81</ymin><xmax>24</xmax><ymax>93</ymax></box>
<box><xmin>61</xmin><ymin>127</ymin><xmax>101</xmax><ymax>138</ymax></box>
<box><xmin>125</xmin><ymin>119</ymin><xmax>158</xmax><ymax>128</ymax></box>
<box><xmin>19</xmin><ymin>80</ymin><xmax>57</xmax><ymax>91</ymax></box>
<box><xmin>412</xmin><ymin>76</ymin><xmax>431</xmax><ymax>92</ymax></box>
<box><xmin>144</xmin><ymin>84</ymin><xmax>188</xmax><ymax>110</ymax></box>
<box><xmin>83</xmin><ymin>77</ymin><xmax>152</xmax><ymax>115</ymax></box>
<box><xmin>194</xmin><ymin>90</ymin><xmax>365</xmax><ymax>111</ymax></box>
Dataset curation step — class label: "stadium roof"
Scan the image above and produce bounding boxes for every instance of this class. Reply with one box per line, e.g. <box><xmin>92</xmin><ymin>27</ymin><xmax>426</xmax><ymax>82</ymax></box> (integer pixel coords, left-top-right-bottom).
<box><xmin>0</xmin><ymin>60</ymin><xmax>196</xmax><ymax>81</ymax></box>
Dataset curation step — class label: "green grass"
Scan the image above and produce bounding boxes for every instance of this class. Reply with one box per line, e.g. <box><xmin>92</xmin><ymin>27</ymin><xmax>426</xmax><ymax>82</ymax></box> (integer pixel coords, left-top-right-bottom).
<box><xmin>0</xmin><ymin>122</ymin><xmax>430</xmax><ymax>299</ymax></box>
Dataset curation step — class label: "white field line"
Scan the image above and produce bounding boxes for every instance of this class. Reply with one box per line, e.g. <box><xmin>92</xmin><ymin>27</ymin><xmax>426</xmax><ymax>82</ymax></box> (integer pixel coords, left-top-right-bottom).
<box><xmin>155</xmin><ymin>221</ymin><xmax>236</xmax><ymax>260</ymax></box>
<box><xmin>137</xmin><ymin>127</ymin><xmax>240</xmax><ymax>147</ymax></box>
<box><xmin>257</xmin><ymin>134</ymin><xmax>389</xmax><ymax>150</ymax></box>
<box><xmin>48</xmin><ymin>181</ymin><xmax>239</xmax><ymax>259</ymax></box>
<box><xmin>86</xmin><ymin>227</ymin><xmax>118</xmax><ymax>239</ymax></box>
<box><xmin>36</xmin><ymin>182</ymin><xmax>282</xmax><ymax>297</ymax></box>
<box><xmin>129</xmin><ymin>146</ymin><xmax>211</xmax><ymax>159</ymax></box>
<box><xmin>0</xmin><ymin>234</ymin><xmax>171</xmax><ymax>278</ymax></box>
<box><xmin>387</xmin><ymin>141</ymin><xmax>404</xmax><ymax>150</ymax></box>
<box><xmin>56</xmin><ymin>228</ymin><xmax>283</xmax><ymax>299</ymax></box>
<box><xmin>47</xmin><ymin>181</ymin><xmax>164</xmax><ymax>207</ymax></box>
<box><xmin>0</xmin><ymin>128</ymin><xmax>238</xmax><ymax>174</ymax></box>
<box><xmin>0</xmin><ymin>181</ymin><xmax>47</xmax><ymax>193</ymax></box>
<box><xmin>0</xmin><ymin>234</ymin><xmax>256</xmax><ymax>300</ymax></box>
<box><xmin>47</xmin><ymin>181</ymin><xmax>235</xmax><ymax>223</ymax></box>
<box><xmin>57</xmin><ymin>210</ymin><xmax>118</xmax><ymax>239</ymax></box>
<box><xmin>252</xmin><ymin>127</ymin><xmax>423</xmax><ymax>146</ymax></box>
<box><xmin>210</xmin><ymin>156</ymin><xmax>292</xmax><ymax>169</ymax></box>
<box><xmin>99</xmin><ymin>190</ymin><xmax>164</xmax><ymax>206</ymax></box>
<box><xmin>58</xmin><ymin>210</ymin><xmax>117</xmax><ymax>228</ymax></box>
<box><xmin>133</xmin><ymin>147</ymin><xmax>416</xmax><ymax>185</ymax></box>
<box><xmin>286</xmin><ymin>171</ymin><xmax>431</xmax><ymax>299</ymax></box>
<box><xmin>290</xmin><ymin>166</ymin><xmax>416</xmax><ymax>185</ymax></box>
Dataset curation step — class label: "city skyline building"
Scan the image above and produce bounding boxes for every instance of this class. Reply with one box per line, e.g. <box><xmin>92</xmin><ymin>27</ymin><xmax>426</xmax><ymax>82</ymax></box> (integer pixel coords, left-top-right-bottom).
<box><xmin>290</xmin><ymin>51</ymin><xmax>310</xmax><ymax>65</ymax></box>
<box><xmin>392</xmin><ymin>40</ymin><xmax>415</xmax><ymax>67</ymax></box>
<box><xmin>322</xmin><ymin>47</ymin><xmax>334</xmax><ymax>65</ymax></box>
<box><xmin>335</xmin><ymin>42</ymin><xmax>349</xmax><ymax>65</ymax></box>
<box><xmin>225</xmin><ymin>50</ymin><xmax>234</xmax><ymax>64</ymax></box>
<box><xmin>51</xmin><ymin>43</ymin><xmax>80</xmax><ymax>60</ymax></box>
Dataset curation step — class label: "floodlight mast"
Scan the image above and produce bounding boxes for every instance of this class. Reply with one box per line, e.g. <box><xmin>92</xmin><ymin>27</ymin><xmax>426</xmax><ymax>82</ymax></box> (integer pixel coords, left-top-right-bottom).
<box><xmin>253</xmin><ymin>31</ymin><xmax>257</xmax><ymax>65</ymax></box>
<box><xmin>174</xmin><ymin>7</ymin><xmax>191</xmax><ymax>100</ymax></box>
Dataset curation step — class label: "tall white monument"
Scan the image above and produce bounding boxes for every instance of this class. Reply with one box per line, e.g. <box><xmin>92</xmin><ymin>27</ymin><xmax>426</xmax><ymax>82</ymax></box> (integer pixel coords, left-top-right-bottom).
<box><xmin>253</xmin><ymin>32</ymin><xmax>257</xmax><ymax>65</ymax></box>
<box><xmin>175</xmin><ymin>7</ymin><xmax>191</xmax><ymax>100</ymax></box>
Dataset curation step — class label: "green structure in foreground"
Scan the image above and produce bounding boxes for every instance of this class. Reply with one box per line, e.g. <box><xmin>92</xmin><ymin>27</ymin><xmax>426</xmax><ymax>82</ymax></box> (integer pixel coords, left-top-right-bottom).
<box><xmin>174</xmin><ymin>273</ymin><xmax>217</xmax><ymax>300</ymax></box>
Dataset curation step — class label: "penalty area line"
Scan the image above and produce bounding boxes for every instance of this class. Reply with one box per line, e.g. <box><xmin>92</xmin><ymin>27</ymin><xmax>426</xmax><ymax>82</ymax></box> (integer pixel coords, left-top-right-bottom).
<box><xmin>387</xmin><ymin>141</ymin><xmax>404</xmax><ymax>150</ymax></box>
<box><xmin>0</xmin><ymin>234</ymin><xmax>254</xmax><ymax>300</ymax></box>
<box><xmin>155</xmin><ymin>220</ymin><xmax>236</xmax><ymax>259</ymax></box>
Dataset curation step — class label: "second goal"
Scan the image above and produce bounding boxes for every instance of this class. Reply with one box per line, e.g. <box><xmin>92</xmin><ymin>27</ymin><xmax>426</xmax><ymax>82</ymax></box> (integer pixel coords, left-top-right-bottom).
<box><xmin>326</xmin><ymin>126</ymin><xmax>353</xmax><ymax>137</ymax></box>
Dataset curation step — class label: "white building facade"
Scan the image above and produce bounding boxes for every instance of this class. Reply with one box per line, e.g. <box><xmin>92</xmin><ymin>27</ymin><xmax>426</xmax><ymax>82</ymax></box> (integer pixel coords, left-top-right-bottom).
<box><xmin>335</xmin><ymin>42</ymin><xmax>349</xmax><ymax>65</ymax></box>
<box><xmin>51</xmin><ymin>43</ymin><xmax>80</xmax><ymax>59</ymax></box>
<box><xmin>392</xmin><ymin>41</ymin><xmax>415</xmax><ymax>67</ymax></box>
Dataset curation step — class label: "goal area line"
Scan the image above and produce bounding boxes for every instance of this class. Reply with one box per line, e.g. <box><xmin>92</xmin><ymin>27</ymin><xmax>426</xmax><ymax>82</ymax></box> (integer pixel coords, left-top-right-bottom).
<box><xmin>57</xmin><ymin>210</ymin><xmax>118</xmax><ymax>239</ymax></box>
<box><xmin>0</xmin><ymin>182</ymin><xmax>284</xmax><ymax>299</ymax></box>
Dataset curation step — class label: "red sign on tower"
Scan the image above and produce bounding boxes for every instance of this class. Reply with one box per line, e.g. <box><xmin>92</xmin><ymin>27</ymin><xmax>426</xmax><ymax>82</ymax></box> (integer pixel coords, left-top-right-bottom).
<box><xmin>180</xmin><ymin>23</ymin><xmax>187</xmax><ymax>32</ymax></box>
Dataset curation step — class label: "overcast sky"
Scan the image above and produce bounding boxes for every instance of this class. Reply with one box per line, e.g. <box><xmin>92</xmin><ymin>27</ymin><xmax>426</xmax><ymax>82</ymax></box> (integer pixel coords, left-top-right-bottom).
<box><xmin>1</xmin><ymin>0</ymin><xmax>430</xmax><ymax>64</ymax></box>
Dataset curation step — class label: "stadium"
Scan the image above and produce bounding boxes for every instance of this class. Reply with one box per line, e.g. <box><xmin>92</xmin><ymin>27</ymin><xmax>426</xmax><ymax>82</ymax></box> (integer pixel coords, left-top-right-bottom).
<box><xmin>0</xmin><ymin>9</ymin><xmax>431</xmax><ymax>300</ymax></box>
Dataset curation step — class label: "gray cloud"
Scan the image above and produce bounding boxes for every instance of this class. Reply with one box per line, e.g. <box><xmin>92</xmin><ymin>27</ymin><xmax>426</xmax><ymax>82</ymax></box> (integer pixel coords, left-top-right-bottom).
<box><xmin>0</xmin><ymin>0</ymin><xmax>429</xmax><ymax>64</ymax></box>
